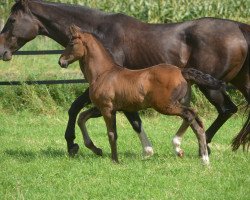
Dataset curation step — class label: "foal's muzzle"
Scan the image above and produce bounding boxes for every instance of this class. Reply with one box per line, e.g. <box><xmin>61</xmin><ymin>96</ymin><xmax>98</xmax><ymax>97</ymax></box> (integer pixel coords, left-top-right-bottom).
<box><xmin>0</xmin><ymin>48</ymin><xmax>12</xmax><ymax>61</ymax></box>
<box><xmin>58</xmin><ymin>59</ymin><xmax>68</xmax><ymax>68</ymax></box>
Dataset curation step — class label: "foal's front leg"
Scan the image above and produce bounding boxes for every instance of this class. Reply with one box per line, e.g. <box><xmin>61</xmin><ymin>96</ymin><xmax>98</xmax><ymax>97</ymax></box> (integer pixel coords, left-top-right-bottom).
<box><xmin>102</xmin><ymin>110</ymin><xmax>118</xmax><ymax>162</ymax></box>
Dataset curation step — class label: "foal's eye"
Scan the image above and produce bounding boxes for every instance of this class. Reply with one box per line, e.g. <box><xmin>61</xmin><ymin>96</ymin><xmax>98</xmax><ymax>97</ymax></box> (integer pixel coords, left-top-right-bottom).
<box><xmin>9</xmin><ymin>18</ymin><xmax>16</xmax><ymax>24</ymax></box>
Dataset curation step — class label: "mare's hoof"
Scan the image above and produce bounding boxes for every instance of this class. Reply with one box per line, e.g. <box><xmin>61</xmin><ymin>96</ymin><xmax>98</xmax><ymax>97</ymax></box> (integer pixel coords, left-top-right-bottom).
<box><xmin>177</xmin><ymin>150</ymin><xmax>184</xmax><ymax>158</ymax></box>
<box><xmin>143</xmin><ymin>146</ymin><xmax>154</xmax><ymax>158</ymax></box>
<box><xmin>68</xmin><ymin>143</ymin><xmax>79</xmax><ymax>157</ymax></box>
<box><xmin>94</xmin><ymin>148</ymin><xmax>103</xmax><ymax>156</ymax></box>
<box><xmin>112</xmin><ymin>159</ymin><xmax>119</xmax><ymax>164</ymax></box>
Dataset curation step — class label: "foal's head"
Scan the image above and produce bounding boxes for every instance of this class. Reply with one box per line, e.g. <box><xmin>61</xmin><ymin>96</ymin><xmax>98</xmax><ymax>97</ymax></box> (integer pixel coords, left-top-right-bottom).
<box><xmin>59</xmin><ymin>25</ymin><xmax>87</xmax><ymax>68</ymax></box>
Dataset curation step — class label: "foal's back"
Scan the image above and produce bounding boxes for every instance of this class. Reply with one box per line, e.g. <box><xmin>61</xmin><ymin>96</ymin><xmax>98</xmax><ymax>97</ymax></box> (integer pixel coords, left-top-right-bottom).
<box><xmin>91</xmin><ymin>63</ymin><xmax>187</xmax><ymax>112</ymax></box>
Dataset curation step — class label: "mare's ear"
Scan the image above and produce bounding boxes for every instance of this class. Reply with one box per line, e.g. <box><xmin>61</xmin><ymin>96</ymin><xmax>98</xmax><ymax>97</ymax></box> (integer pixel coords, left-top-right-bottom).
<box><xmin>69</xmin><ymin>25</ymin><xmax>81</xmax><ymax>38</ymax></box>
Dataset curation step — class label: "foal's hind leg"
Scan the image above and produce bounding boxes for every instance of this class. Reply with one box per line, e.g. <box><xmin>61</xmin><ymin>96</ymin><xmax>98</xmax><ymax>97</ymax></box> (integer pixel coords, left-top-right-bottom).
<box><xmin>77</xmin><ymin>107</ymin><xmax>103</xmax><ymax>156</ymax></box>
<box><xmin>172</xmin><ymin>85</ymin><xmax>191</xmax><ymax>157</ymax></box>
<box><xmin>172</xmin><ymin>120</ymin><xmax>189</xmax><ymax>158</ymax></box>
<box><xmin>164</xmin><ymin>105</ymin><xmax>209</xmax><ymax>164</ymax></box>
<box><xmin>124</xmin><ymin>112</ymin><xmax>154</xmax><ymax>157</ymax></box>
<box><xmin>181</xmin><ymin>108</ymin><xmax>209</xmax><ymax>164</ymax></box>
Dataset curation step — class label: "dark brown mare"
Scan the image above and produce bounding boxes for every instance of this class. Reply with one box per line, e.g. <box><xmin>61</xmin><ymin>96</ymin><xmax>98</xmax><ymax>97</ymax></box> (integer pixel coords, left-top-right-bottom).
<box><xmin>59</xmin><ymin>26</ymin><xmax>225</xmax><ymax>164</ymax></box>
<box><xmin>0</xmin><ymin>0</ymin><xmax>249</xmax><ymax>154</ymax></box>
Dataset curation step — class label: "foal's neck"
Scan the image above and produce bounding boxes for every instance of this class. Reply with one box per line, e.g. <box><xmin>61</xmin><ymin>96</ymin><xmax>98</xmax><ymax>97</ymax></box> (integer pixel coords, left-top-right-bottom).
<box><xmin>83</xmin><ymin>34</ymin><xmax>118</xmax><ymax>84</ymax></box>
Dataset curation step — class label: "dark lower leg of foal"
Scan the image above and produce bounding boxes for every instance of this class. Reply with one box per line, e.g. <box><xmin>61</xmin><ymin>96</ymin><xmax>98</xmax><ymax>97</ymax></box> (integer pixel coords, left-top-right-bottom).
<box><xmin>65</xmin><ymin>88</ymin><xmax>91</xmax><ymax>156</ymax></box>
<box><xmin>124</xmin><ymin>111</ymin><xmax>154</xmax><ymax>157</ymax></box>
<box><xmin>199</xmin><ymin>87</ymin><xmax>237</xmax><ymax>143</ymax></box>
<box><xmin>77</xmin><ymin>107</ymin><xmax>103</xmax><ymax>156</ymax></box>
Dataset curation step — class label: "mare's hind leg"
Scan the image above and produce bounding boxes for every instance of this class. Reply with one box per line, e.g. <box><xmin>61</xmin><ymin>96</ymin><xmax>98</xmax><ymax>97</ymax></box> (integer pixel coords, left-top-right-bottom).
<box><xmin>77</xmin><ymin>107</ymin><xmax>103</xmax><ymax>156</ymax></box>
<box><xmin>199</xmin><ymin>88</ymin><xmax>238</xmax><ymax>147</ymax></box>
<box><xmin>124</xmin><ymin>112</ymin><xmax>154</xmax><ymax>157</ymax></box>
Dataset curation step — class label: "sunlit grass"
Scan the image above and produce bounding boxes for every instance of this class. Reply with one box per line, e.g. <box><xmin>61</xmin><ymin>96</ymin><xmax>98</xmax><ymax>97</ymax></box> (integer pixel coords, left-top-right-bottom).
<box><xmin>0</xmin><ymin>111</ymin><xmax>249</xmax><ymax>199</ymax></box>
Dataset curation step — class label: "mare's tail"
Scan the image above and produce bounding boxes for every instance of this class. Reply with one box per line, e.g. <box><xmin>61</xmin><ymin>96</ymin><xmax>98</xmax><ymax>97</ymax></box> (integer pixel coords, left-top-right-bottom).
<box><xmin>232</xmin><ymin>108</ymin><xmax>250</xmax><ymax>151</ymax></box>
<box><xmin>231</xmin><ymin>23</ymin><xmax>250</xmax><ymax>151</ymax></box>
<box><xmin>181</xmin><ymin>68</ymin><xmax>225</xmax><ymax>90</ymax></box>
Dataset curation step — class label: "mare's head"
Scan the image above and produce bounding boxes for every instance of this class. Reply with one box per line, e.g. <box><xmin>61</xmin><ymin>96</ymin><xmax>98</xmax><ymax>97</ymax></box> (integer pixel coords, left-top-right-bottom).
<box><xmin>59</xmin><ymin>25</ymin><xmax>87</xmax><ymax>68</ymax></box>
<box><xmin>0</xmin><ymin>0</ymin><xmax>44</xmax><ymax>61</ymax></box>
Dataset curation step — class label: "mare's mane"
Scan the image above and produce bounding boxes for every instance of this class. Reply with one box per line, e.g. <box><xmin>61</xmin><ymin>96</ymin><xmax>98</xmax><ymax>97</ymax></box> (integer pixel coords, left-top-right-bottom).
<box><xmin>11</xmin><ymin>0</ymin><xmax>106</xmax><ymax>17</ymax></box>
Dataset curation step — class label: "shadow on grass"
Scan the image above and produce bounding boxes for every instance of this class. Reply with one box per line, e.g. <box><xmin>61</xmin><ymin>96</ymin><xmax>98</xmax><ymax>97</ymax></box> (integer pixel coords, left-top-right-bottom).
<box><xmin>4</xmin><ymin>149</ymin><xmax>37</xmax><ymax>162</ymax></box>
<box><xmin>4</xmin><ymin>146</ymin><xmax>105</xmax><ymax>161</ymax></box>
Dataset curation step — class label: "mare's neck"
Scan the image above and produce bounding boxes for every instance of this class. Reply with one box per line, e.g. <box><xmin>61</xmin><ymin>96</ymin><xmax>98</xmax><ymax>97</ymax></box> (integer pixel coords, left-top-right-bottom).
<box><xmin>29</xmin><ymin>1</ymin><xmax>106</xmax><ymax>46</ymax></box>
<box><xmin>83</xmin><ymin>35</ymin><xmax>118</xmax><ymax>84</ymax></box>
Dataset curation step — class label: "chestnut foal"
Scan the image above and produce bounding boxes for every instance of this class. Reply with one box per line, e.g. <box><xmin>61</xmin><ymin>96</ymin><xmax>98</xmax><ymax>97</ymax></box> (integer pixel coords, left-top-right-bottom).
<box><xmin>59</xmin><ymin>26</ymin><xmax>224</xmax><ymax>164</ymax></box>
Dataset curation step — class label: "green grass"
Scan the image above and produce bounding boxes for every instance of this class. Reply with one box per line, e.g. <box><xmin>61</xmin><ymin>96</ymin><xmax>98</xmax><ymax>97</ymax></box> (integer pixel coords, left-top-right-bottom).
<box><xmin>0</xmin><ymin>111</ymin><xmax>249</xmax><ymax>199</ymax></box>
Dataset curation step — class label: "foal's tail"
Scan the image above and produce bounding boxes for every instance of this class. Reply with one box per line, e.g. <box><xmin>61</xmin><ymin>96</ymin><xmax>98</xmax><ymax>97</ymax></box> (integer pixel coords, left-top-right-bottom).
<box><xmin>181</xmin><ymin>68</ymin><xmax>225</xmax><ymax>90</ymax></box>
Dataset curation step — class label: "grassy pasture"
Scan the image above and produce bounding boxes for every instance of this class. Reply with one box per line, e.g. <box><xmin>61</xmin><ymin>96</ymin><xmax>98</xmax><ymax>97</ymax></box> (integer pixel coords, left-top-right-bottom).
<box><xmin>0</xmin><ymin>111</ymin><xmax>249</xmax><ymax>199</ymax></box>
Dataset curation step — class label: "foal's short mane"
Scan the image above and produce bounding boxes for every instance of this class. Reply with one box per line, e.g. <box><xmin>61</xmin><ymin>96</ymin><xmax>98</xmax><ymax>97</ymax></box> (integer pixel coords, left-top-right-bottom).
<box><xmin>80</xmin><ymin>31</ymin><xmax>119</xmax><ymax>66</ymax></box>
<box><xmin>11</xmin><ymin>0</ymin><xmax>29</xmax><ymax>14</ymax></box>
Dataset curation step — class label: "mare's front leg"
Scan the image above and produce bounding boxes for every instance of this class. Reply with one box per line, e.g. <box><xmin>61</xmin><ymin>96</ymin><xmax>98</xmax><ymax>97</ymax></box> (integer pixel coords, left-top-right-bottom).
<box><xmin>124</xmin><ymin>112</ymin><xmax>154</xmax><ymax>157</ymax></box>
<box><xmin>199</xmin><ymin>87</ymin><xmax>238</xmax><ymax>149</ymax></box>
<box><xmin>102</xmin><ymin>109</ymin><xmax>118</xmax><ymax>162</ymax></box>
<box><xmin>77</xmin><ymin>107</ymin><xmax>103</xmax><ymax>156</ymax></box>
<box><xmin>65</xmin><ymin>88</ymin><xmax>91</xmax><ymax>156</ymax></box>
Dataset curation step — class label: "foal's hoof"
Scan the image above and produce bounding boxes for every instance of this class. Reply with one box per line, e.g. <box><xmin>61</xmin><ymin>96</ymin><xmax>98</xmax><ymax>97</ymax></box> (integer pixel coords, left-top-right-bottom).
<box><xmin>177</xmin><ymin>150</ymin><xmax>184</xmax><ymax>158</ymax></box>
<box><xmin>68</xmin><ymin>143</ymin><xmax>79</xmax><ymax>157</ymax></box>
<box><xmin>94</xmin><ymin>148</ymin><xmax>103</xmax><ymax>156</ymax></box>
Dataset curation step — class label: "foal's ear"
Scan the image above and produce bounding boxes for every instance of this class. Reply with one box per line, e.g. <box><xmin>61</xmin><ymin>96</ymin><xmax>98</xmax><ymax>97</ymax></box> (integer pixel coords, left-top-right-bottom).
<box><xmin>15</xmin><ymin>0</ymin><xmax>29</xmax><ymax>12</ymax></box>
<box><xmin>69</xmin><ymin>25</ymin><xmax>81</xmax><ymax>38</ymax></box>
<box><xmin>15</xmin><ymin>0</ymin><xmax>29</xmax><ymax>5</ymax></box>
